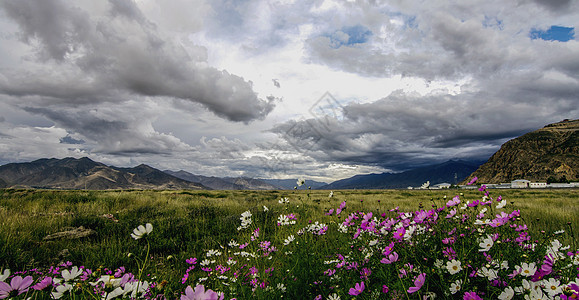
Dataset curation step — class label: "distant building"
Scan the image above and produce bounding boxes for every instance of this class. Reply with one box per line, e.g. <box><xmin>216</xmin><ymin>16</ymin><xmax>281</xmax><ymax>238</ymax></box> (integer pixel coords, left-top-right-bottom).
<box><xmin>549</xmin><ymin>183</ymin><xmax>574</xmax><ymax>188</ymax></box>
<box><xmin>431</xmin><ymin>183</ymin><xmax>451</xmax><ymax>189</ymax></box>
<box><xmin>529</xmin><ymin>182</ymin><xmax>547</xmax><ymax>188</ymax></box>
<box><xmin>511</xmin><ymin>179</ymin><xmax>530</xmax><ymax>188</ymax></box>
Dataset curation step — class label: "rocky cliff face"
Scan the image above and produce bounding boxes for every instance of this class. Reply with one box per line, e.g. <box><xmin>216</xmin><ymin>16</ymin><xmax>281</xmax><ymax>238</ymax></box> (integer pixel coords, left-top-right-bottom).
<box><xmin>464</xmin><ymin>119</ymin><xmax>578</xmax><ymax>184</ymax></box>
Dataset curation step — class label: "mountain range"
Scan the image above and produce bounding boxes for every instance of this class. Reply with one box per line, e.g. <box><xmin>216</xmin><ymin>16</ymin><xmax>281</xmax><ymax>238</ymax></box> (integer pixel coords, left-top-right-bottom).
<box><xmin>0</xmin><ymin>157</ymin><xmax>205</xmax><ymax>190</ymax></box>
<box><xmin>163</xmin><ymin>170</ymin><xmax>280</xmax><ymax>190</ymax></box>
<box><xmin>318</xmin><ymin>160</ymin><xmax>481</xmax><ymax>189</ymax></box>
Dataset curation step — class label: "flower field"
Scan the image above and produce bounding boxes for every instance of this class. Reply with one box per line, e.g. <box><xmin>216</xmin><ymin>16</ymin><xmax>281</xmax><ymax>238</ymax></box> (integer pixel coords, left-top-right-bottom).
<box><xmin>0</xmin><ymin>184</ymin><xmax>578</xmax><ymax>299</ymax></box>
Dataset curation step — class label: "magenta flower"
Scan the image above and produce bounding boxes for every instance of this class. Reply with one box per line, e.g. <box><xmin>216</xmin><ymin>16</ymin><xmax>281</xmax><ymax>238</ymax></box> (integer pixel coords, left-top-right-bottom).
<box><xmin>0</xmin><ymin>276</ymin><xmax>34</xmax><ymax>299</ymax></box>
<box><xmin>446</xmin><ymin>195</ymin><xmax>461</xmax><ymax>207</ymax></box>
<box><xmin>463</xmin><ymin>291</ymin><xmax>483</xmax><ymax>300</ymax></box>
<box><xmin>348</xmin><ymin>281</ymin><xmax>365</xmax><ymax>296</ymax></box>
<box><xmin>467</xmin><ymin>176</ymin><xmax>477</xmax><ymax>185</ymax></box>
<box><xmin>381</xmin><ymin>251</ymin><xmax>399</xmax><ymax>264</ymax></box>
<box><xmin>382</xmin><ymin>285</ymin><xmax>389</xmax><ymax>293</ymax></box>
<box><xmin>181</xmin><ymin>285</ymin><xmax>223</xmax><ymax>300</ymax></box>
<box><xmin>32</xmin><ymin>277</ymin><xmax>52</xmax><ymax>291</ymax></box>
<box><xmin>393</xmin><ymin>227</ymin><xmax>406</xmax><ymax>241</ymax></box>
<box><xmin>407</xmin><ymin>273</ymin><xmax>425</xmax><ymax>293</ymax></box>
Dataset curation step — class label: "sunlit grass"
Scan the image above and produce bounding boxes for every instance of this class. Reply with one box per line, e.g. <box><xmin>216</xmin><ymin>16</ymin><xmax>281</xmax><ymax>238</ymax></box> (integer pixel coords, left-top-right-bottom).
<box><xmin>0</xmin><ymin>188</ymin><xmax>577</xmax><ymax>298</ymax></box>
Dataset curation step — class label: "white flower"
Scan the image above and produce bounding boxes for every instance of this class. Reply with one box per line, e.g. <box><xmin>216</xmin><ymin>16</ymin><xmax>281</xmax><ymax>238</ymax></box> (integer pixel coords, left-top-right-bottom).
<box><xmin>446</xmin><ymin>259</ymin><xmax>463</xmax><ymax>275</ymax></box>
<box><xmin>226</xmin><ymin>258</ymin><xmax>237</xmax><ymax>265</ymax></box>
<box><xmin>283</xmin><ymin>235</ymin><xmax>295</xmax><ymax>246</ymax></box>
<box><xmin>524</xmin><ymin>288</ymin><xmax>545</xmax><ymax>300</ymax></box>
<box><xmin>131</xmin><ymin>223</ymin><xmax>153</xmax><ymax>240</ymax></box>
<box><xmin>263</xmin><ymin>205</ymin><xmax>269</xmax><ymax>212</ymax></box>
<box><xmin>328</xmin><ymin>293</ymin><xmax>341</xmax><ymax>300</ymax></box>
<box><xmin>479</xmin><ymin>266</ymin><xmax>498</xmax><ymax>281</ymax></box>
<box><xmin>496</xmin><ymin>199</ymin><xmax>507</xmax><ymax>209</ymax></box>
<box><xmin>200</xmin><ymin>259</ymin><xmax>211</xmax><ymax>266</ymax></box>
<box><xmin>106</xmin><ymin>287</ymin><xmax>124</xmax><ymax>300</ymax></box>
<box><xmin>329</xmin><ymin>191</ymin><xmax>334</xmax><ymax>198</ymax></box>
<box><xmin>206</xmin><ymin>249</ymin><xmax>222</xmax><ymax>257</ymax></box>
<box><xmin>62</xmin><ymin>266</ymin><xmax>83</xmax><ymax>281</ymax></box>
<box><xmin>279</xmin><ymin>197</ymin><xmax>289</xmax><ymax>204</ymax></box>
<box><xmin>542</xmin><ymin>278</ymin><xmax>562</xmax><ymax>297</ymax></box>
<box><xmin>553</xmin><ymin>229</ymin><xmax>565</xmax><ymax>235</ymax></box>
<box><xmin>518</xmin><ymin>262</ymin><xmax>537</xmax><ymax>277</ymax></box>
<box><xmin>228</xmin><ymin>240</ymin><xmax>239</xmax><ymax>247</ymax></box>
<box><xmin>238</xmin><ymin>211</ymin><xmax>252</xmax><ymax>230</ymax></box>
<box><xmin>51</xmin><ymin>283</ymin><xmax>73</xmax><ymax>299</ymax></box>
<box><xmin>0</xmin><ymin>269</ymin><xmax>9</xmax><ymax>282</ymax></box>
<box><xmin>297</xmin><ymin>178</ymin><xmax>305</xmax><ymax>186</ymax></box>
<box><xmin>277</xmin><ymin>283</ymin><xmax>287</xmax><ymax>292</ymax></box>
<box><xmin>498</xmin><ymin>286</ymin><xmax>514</xmax><ymax>300</ymax></box>
<box><xmin>478</xmin><ymin>236</ymin><xmax>494</xmax><ymax>252</ymax></box>
<box><xmin>449</xmin><ymin>280</ymin><xmax>461</xmax><ymax>294</ymax></box>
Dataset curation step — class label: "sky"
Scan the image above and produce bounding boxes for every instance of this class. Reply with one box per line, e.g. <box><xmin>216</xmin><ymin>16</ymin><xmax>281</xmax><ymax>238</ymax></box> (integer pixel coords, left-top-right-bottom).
<box><xmin>0</xmin><ymin>0</ymin><xmax>577</xmax><ymax>183</ymax></box>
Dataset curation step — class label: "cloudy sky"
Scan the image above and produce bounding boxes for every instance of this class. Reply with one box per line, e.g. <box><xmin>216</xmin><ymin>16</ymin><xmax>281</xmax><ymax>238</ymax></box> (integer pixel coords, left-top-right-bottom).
<box><xmin>0</xmin><ymin>0</ymin><xmax>577</xmax><ymax>183</ymax></box>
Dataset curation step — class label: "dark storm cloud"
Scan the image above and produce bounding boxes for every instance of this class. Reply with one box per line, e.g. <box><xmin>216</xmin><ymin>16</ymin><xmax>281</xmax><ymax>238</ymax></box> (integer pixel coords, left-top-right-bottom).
<box><xmin>271</xmin><ymin>87</ymin><xmax>577</xmax><ymax>172</ymax></box>
<box><xmin>24</xmin><ymin>104</ymin><xmax>192</xmax><ymax>155</ymax></box>
<box><xmin>0</xmin><ymin>0</ymin><xmax>275</xmax><ymax>123</ymax></box>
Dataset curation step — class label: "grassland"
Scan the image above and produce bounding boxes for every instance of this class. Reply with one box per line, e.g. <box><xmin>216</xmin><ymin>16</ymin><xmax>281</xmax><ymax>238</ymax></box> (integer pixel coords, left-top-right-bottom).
<box><xmin>0</xmin><ymin>188</ymin><xmax>577</xmax><ymax>297</ymax></box>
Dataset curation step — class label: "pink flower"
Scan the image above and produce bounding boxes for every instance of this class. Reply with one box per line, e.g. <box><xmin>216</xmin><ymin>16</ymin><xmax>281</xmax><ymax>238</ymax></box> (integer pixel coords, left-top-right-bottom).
<box><xmin>32</xmin><ymin>277</ymin><xmax>52</xmax><ymax>291</ymax></box>
<box><xmin>348</xmin><ymin>281</ymin><xmax>365</xmax><ymax>296</ymax></box>
<box><xmin>0</xmin><ymin>276</ymin><xmax>34</xmax><ymax>299</ymax></box>
<box><xmin>380</xmin><ymin>252</ymin><xmax>399</xmax><ymax>264</ymax></box>
<box><xmin>382</xmin><ymin>285</ymin><xmax>389</xmax><ymax>293</ymax></box>
<box><xmin>463</xmin><ymin>291</ymin><xmax>483</xmax><ymax>300</ymax></box>
<box><xmin>407</xmin><ymin>273</ymin><xmax>425</xmax><ymax>294</ymax></box>
<box><xmin>393</xmin><ymin>227</ymin><xmax>406</xmax><ymax>241</ymax></box>
<box><xmin>446</xmin><ymin>195</ymin><xmax>461</xmax><ymax>207</ymax></box>
<box><xmin>467</xmin><ymin>177</ymin><xmax>477</xmax><ymax>185</ymax></box>
<box><xmin>336</xmin><ymin>201</ymin><xmax>346</xmax><ymax>215</ymax></box>
<box><xmin>181</xmin><ymin>285</ymin><xmax>223</xmax><ymax>300</ymax></box>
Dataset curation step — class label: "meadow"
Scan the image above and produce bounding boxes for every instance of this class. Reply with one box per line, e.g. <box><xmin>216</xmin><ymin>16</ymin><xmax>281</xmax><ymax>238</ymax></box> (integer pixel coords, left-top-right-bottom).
<box><xmin>0</xmin><ymin>186</ymin><xmax>578</xmax><ymax>299</ymax></box>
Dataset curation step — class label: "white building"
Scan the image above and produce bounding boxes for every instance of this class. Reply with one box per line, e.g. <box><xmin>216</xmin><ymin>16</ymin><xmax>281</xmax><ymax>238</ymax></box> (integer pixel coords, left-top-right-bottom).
<box><xmin>431</xmin><ymin>183</ymin><xmax>451</xmax><ymax>189</ymax></box>
<box><xmin>511</xmin><ymin>179</ymin><xmax>530</xmax><ymax>188</ymax></box>
<box><xmin>529</xmin><ymin>182</ymin><xmax>547</xmax><ymax>188</ymax></box>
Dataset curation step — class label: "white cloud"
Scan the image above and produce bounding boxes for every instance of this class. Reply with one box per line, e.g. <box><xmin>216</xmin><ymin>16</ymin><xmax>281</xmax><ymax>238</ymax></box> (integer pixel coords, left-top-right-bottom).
<box><xmin>0</xmin><ymin>0</ymin><xmax>577</xmax><ymax>182</ymax></box>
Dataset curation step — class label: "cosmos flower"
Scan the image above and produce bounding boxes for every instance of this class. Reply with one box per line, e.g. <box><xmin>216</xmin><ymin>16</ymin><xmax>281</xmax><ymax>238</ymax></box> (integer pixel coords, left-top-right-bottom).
<box><xmin>478</xmin><ymin>236</ymin><xmax>494</xmax><ymax>252</ymax></box>
<box><xmin>181</xmin><ymin>284</ymin><xmax>223</xmax><ymax>300</ymax></box>
<box><xmin>0</xmin><ymin>276</ymin><xmax>33</xmax><ymax>299</ymax></box>
<box><xmin>446</xmin><ymin>259</ymin><xmax>463</xmax><ymax>275</ymax></box>
<box><xmin>497</xmin><ymin>286</ymin><xmax>514</xmax><ymax>300</ymax></box>
<box><xmin>450</xmin><ymin>280</ymin><xmax>461</xmax><ymax>294</ymax></box>
<box><xmin>62</xmin><ymin>266</ymin><xmax>83</xmax><ymax>282</ymax></box>
<box><xmin>407</xmin><ymin>273</ymin><xmax>425</xmax><ymax>293</ymax></box>
<box><xmin>296</xmin><ymin>178</ymin><xmax>305</xmax><ymax>186</ymax></box>
<box><xmin>0</xmin><ymin>270</ymin><xmax>9</xmax><ymax>282</ymax></box>
<box><xmin>131</xmin><ymin>223</ymin><xmax>153</xmax><ymax>240</ymax></box>
<box><xmin>348</xmin><ymin>281</ymin><xmax>365</xmax><ymax>296</ymax></box>
<box><xmin>517</xmin><ymin>262</ymin><xmax>537</xmax><ymax>277</ymax></box>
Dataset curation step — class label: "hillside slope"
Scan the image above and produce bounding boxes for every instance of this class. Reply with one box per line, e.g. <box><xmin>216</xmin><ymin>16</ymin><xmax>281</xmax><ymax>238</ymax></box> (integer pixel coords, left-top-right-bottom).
<box><xmin>464</xmin><ymin>119</ymin><xmax>578</xmax><ymax>184</ymax></box>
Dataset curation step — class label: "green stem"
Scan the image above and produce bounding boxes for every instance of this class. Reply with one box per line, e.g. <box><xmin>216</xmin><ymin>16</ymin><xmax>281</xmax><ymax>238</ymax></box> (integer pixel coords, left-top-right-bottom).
<box><xmin>136</xmin><ymin>239</ymin><xmax>150</xmax><ymax>296</ymax></box>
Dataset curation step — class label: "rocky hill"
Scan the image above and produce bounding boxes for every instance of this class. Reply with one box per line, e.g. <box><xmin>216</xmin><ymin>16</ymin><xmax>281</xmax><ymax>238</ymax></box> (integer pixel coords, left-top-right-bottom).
<box><xmin>0</xmin><ymin>157</ymin><xmax>206</xmax><ymax>190</ymax></box>
<box><xmin>464</xmin><ymin>119</ymin><xmax>578</xmax><ymax>184</ymax></box>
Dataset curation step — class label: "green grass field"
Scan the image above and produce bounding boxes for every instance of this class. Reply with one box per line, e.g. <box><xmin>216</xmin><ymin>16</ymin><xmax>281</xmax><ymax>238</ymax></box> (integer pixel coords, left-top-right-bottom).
<box><xmin>0</xmin><ymin>188</ymin><xmax>577</xmax><ymax>298</ymax></box>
